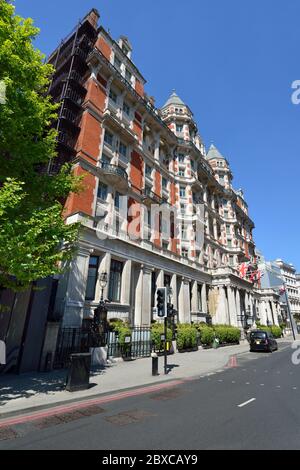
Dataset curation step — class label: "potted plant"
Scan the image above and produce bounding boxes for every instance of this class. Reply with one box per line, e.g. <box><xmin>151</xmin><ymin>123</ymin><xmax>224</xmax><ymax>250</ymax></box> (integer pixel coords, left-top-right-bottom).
<box><xmin>151</xmin><ymin>323</ymin><xmax>173</xmax><ymax>355</ymax></box>
<box><xmin>116</xmin><ymin>324</ymin><xmax>132</xmax><ymax>361</ymax></box>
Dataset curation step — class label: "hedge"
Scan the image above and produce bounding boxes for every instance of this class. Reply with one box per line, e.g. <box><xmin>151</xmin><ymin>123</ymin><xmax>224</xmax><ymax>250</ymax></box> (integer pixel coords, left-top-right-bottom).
<box><xmin>176</xmin><ymin>323</ymin><xmax>198</xmax><ymax>350</ymax></box>
<box><xmin>199</xmin><ymin>325</ymin><xmax>215</xmax><ymax>346</ymax></box>
<box><xmin>213</xmin><ymin>325</ymin><xmax>241</xmax><ymax>344</ymax></box>
<box><xmin>195</xmin><ymin>323</ymin><xmax>240</xmax><ymax>346</ymax></box>
<box><xmin>256</xmin><ymin>324</ymin><xmax>282</xmax><ymax>338</ymax></box>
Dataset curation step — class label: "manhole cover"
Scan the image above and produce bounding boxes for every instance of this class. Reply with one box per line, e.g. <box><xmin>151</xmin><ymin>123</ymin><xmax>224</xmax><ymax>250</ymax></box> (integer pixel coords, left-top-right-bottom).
<box><xmin>105</xmin><ymin>409</ymin><xmax>154</xmax><ymax>426</ymax></box>
<box><xmin>35</xmin><ymin>405</ymin><xmax>105</xmax><ymax>429</ymax></box>
<box><xmin>0</xmin><ymin>427</ymin><xmax>18</xmax><ymax>441</ymax></box>
<box><xmin>150</xmin><ymin>388</ymin><xmax>184</xmax><ymax>401</ymax></box>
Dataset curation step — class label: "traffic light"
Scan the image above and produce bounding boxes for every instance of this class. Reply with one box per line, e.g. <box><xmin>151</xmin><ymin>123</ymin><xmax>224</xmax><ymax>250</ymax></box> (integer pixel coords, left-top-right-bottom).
<box><xmin>156</xmin><ymin>287</ymin><xmax>167</xmax><ymax>318</ymax></box>
<box><xmin>167</xmin><ymin>303</ymin><xmax>174</xmax><ymax>317</ymax></box>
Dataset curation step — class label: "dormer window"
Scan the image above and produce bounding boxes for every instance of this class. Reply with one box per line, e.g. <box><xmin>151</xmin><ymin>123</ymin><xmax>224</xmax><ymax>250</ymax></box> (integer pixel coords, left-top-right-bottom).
<box><xmin>122</xmin><ymin>44</ymin><xmax>129</xmax><ymax>55</ymax></box>
<box><xmin>125</xmin><ymin>68</ymin><xmax>132</xmax><ymax>83</ymax></box>
<box><xmin>114</xmin><ymin>56</ymin><xmax>122</xmax><ymax>69</ymax></box>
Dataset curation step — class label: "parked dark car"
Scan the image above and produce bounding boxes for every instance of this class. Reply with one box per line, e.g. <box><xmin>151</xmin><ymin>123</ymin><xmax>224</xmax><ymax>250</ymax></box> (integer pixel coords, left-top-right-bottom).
<box><xmin>249</xmin><ymin>330</ymin><xmax>278</xmax><ymax>353</ymax></box>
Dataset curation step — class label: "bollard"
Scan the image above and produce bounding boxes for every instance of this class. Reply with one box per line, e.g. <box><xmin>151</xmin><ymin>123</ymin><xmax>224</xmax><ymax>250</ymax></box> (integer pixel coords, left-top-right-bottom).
<box><xmin>151</xmin><ymin>352</ymin><xmax>159</xmax><ymax>376</ymax></box>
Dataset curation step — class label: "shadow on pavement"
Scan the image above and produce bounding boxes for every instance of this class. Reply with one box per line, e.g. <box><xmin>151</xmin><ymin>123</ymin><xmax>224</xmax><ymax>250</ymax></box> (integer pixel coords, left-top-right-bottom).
<box><xmin>0</xmin><ymin>364</ymin><xmax>113</xmax><ymax>406</ymax></box>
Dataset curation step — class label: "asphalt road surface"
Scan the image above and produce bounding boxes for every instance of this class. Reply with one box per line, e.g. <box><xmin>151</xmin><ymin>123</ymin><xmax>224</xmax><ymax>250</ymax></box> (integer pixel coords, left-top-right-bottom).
<box><xmin>1</xmin><ymin>341</ymin><xmax>299</xmax><ymax>450</ymax></box>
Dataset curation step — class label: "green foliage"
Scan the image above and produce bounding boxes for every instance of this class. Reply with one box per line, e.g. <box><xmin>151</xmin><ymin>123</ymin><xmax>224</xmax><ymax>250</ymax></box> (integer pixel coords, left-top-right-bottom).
<box><xmin>114</xmin><ymin>323</ymin><xmax>131</xmax><ymax>355</ymax></box>
<box><xmin>0</xmin><ymin>1</ymin><xmax>80</xmax><ymax>290</ymax></box>
<box><xmin>213</xmin><ymin>325</ymin><xmax>240</xmax><ymax>344</ymax></box>
<box><xmin>199</xmin><ymin>325</ymin><xmax>215</xmax><ymax>345</ymax></box>
<box><xmin>176</xmin><ymin>323</ymin><xmax>198</xmax><ymax>350</ymax></box>
<box><xmin>270</xmin><ymin>326</ymin><xmax>282</xmax><ymax>338</ymax></box>
<box><xmin>193</xmin><ymin>323</ymin><xmax>240</xmax><ymax>346</ymax></box>
<box><xmin>108</xmin><ymin>319</ymin><xmax>125</xmax><ymax>332</ymax></box>
<box><xmin>256</xmin><ymin>325</ymin><xmax>271</xmax><ymax>333</ymax></box>
<box><xmin>151</xmin><ymin>323</ymin><xmax>172</xmax><ymax>350</ymax></box>
<box><xmin>256</xmin><ymin>324</ymin><xmax>282</xmax><ymax>338</ymax></box>
<box><xmin>117</xmin><ymin>326</ymin><xmax>132</xmax><ymax>344</ymax></box>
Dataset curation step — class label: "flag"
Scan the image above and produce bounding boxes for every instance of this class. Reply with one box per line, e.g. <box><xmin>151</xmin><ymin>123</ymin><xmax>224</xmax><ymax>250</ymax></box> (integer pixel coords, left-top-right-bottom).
<box><xmin>279</xmin><ymin>286</ymin><xmax>286</xmax><ymax>295</ymax></box>
<box><xmin>249</xmin><ymin>270</ymin><xmax>264</xmax><ymax>282</ymax></box>
<box><xmin>239</xmin><ymin>263</ymin><xmax>248</xmax><ymax>278</ymax></box>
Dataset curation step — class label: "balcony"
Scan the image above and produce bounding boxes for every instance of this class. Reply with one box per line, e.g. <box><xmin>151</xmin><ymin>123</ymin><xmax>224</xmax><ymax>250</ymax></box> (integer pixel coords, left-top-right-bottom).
<box><xmin>57</xmin><ymin>130</ymin><xmax>76</xmax><ymax>153</ymax></box>
<box><xmin>142</xmin><ymin>187</ymin><xmax>163</xmax><ymax>206</ymax></box>
<box><xmin>63</xmin><ymin>88</ymin><xmax>83</xmax><ymax>107</ymax></box>
<box><xmin>99</xmin><ymin>162</ymin><xmax>128</xmax><ymax>191</ymax></box>
<box><xmin>60</xmin><ymin>107</ymin><xmax>80</xmax><ymax>129</ymax></box>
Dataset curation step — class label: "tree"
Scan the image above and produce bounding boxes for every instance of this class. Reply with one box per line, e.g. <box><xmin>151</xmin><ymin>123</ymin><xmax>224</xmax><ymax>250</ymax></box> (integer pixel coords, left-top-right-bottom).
<box><xmin>0</xmin><ymin>1</ymin><xmax>80</xmax><ymax>290</ymax></box>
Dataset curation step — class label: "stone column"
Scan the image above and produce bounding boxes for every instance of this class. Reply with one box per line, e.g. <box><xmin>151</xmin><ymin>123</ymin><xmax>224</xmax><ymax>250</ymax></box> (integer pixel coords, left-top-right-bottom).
<box><xmin>170</xmin><ymin>274</ymin><xmax>178</xmax><ymax>312</ymax></box>
<box><xmin>215</xmin><ymin>286</ymin><xmax>229</xmax><ymax>324</ymax></box>
<box><xmin>235</xmin><ymin>289</ymin><xmax>242</xmax><ymax>326</ymax></box>
<box><xmin>227</xmin><ymin>286</ymin><xmax>238</xmax><ymax>326</ymax></box>
<box><xmin>154</xmin><ymin>133</ymin><xmax>160</xmax><ymax>161</ymax></box>
<box><xmin>156</xmin><ymin>269</ymin><xmax>164</xmax><ymax>288</ymax></box>
<box><xmin>120</xmin><ymin>259</ymin><xmax>132</xmax><ymax>305</ymax></box>
<box><xmin>178</xmin><ymin>278</ymin><xmax>191</xmax><ymax>323</ymax></box>
<box><xmin>61</xmin><ymin>246</ymin><xmax>92</xmax><ymax>327</ymax></box>
<box><xmin>213</xmin><ymin>219</ymin><xmax>218</xmax><ymax>240</ymax></box>
<box><xmin>205</xmin><ymin>211</ymin><xmax>209</xmax><ymax>236</ymax></box>
<box><xmin>259</xmin><ymin>300</ymin><xmax>268</xmax><ymax>325</ymax></box>
<box><xmin>271</xmin><ymin>301</ymin><xmax>279</xmax><ymax>325</ymax></box>
<box><xmin>134</xmin><ymin>265</ymin><xmax>152</xmax><ymax>326</ymax></box>
<box><xmin>266</xmin><ymin>300</ymin><xmax>273</xmax><ymax>325</ymax></box>
<box><xmin>201</xmin><ymin>283</ymin><xmax>208</xmax><ymax>313</ymax></box>
<box><xmin>191</xmin><ymin>281</ymin><xmax>199</xmax><ymax>313</ymax></box>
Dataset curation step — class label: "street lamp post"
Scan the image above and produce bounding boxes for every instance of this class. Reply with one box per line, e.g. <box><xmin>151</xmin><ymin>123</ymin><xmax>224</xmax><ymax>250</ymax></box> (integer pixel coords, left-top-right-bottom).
<box><xmin>93</xmin><ymin>272</ymin><xmax>109</xmax><ymax>349</ymax></box>
<box><xmin>282</xmin><ymin>282</ymin><xmax>296</xmax><ymax>341</ymax></box>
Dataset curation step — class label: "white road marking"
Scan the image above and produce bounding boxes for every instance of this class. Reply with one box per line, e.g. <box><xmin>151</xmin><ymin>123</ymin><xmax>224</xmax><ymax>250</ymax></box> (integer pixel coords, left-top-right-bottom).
<box><xmin>276</xmin><ymin>386</ymin><xmax>281</xmax><ymax>388</ymax></box>
<box><xmin>238</xmin><ymin>398</ymin><xmax>256</xmax><ymax>408</ymax></box>
<box><xmin>218</xmin><ymin>379</ymin><xmax>223</xmax><ymax>382</ymax></box>
<box><xmin>232</xmin><ymin>381</ymin><xmax>236</xmax><ymax>384</ymax></box>
<box><xmin>260</xmin><ymin>384</ymin><xmax>264</xmax><ymax>386</ymax></box>
<box><xmin>245</xmin><ymin>382</ymin><xmax>250</xmax><ymax>385</ymax></box>
<box><xmin>293</xmin><ymin>387</ymin><xmax>297</xmax><ymax>390</ymax></box>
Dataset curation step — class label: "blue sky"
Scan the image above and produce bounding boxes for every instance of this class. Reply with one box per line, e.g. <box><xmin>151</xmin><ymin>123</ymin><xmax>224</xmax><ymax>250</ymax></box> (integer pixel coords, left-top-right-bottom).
<box><xmin>14</xmin><ymin>0</ymin><xmax>300</xmax><ymax>271</ymax></box>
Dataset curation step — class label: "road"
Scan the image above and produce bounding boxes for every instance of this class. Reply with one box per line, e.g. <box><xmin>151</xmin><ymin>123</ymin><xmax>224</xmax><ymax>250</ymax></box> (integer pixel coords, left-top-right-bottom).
<box><xmin>1</xmin><ymin>341</ymin><xmax>300</xmax><ymax>450</ymax></box>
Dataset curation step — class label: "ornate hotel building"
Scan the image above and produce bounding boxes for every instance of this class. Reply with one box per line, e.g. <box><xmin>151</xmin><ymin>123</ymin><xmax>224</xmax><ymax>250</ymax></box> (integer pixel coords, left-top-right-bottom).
<box><xmin>49</xmin><ymin>9</ymin><xmax>280</xmax><ymax>329</ymax></box>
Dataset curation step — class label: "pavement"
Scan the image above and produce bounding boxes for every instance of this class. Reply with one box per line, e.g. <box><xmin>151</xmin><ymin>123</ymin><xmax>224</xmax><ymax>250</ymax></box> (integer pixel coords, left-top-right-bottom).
<box><xmin>0</xmin><ymin>338</ymin><xmax>298</xmax><ymax>450</ymax></box>
<box><xmin>0</xmin><ymin>335</ymin><xmax>295</xmax><ymax>418</ymax></box>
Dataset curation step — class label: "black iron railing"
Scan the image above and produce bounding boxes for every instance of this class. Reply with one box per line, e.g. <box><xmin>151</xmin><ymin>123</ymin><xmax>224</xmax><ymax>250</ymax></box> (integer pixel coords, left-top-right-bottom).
<box><xmin>53</xmin><ymin>326</ymin><xmax>155</xmax><ymax>368</ymax></box>
<box><xmin>101</xmin><ymin>162</ymin><xmax>128</xmax><ymax>180</ymax></box>
<box><xmin>53</xmin><ymin>327</ymin><xmax>90</xmax><ymax>369</ymax></box>
<box><xmin>107</xmin><ymin>327</ymin><xmax>152</xmax><ymax>359</ymax></box>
